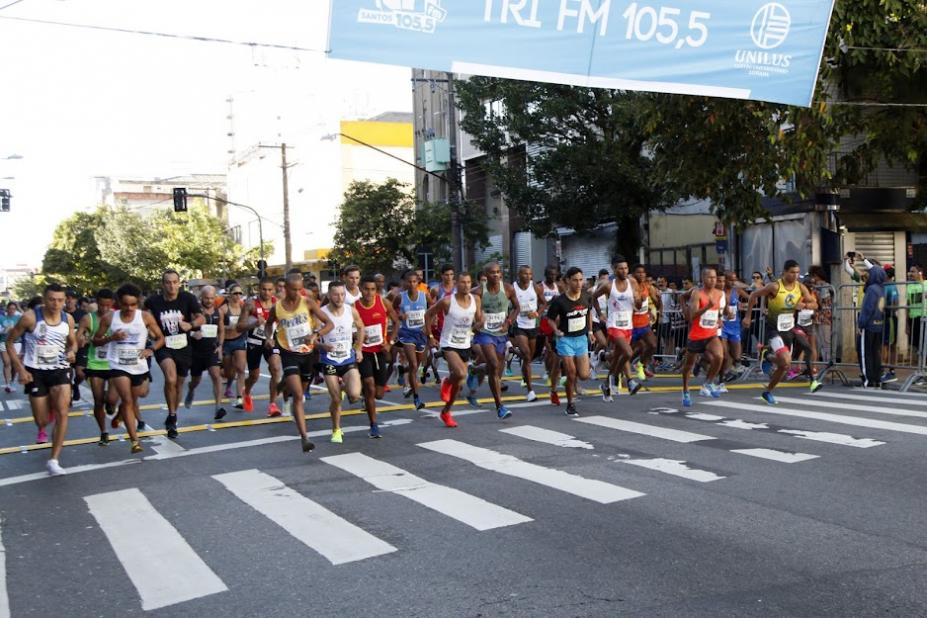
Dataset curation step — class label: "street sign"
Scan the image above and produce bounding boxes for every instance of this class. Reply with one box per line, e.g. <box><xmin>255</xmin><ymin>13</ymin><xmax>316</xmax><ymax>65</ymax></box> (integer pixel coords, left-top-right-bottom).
<box><xmin>716</xmin><ymin>239</ymin><xmax>728</xmax><ymax>254</ymax></box>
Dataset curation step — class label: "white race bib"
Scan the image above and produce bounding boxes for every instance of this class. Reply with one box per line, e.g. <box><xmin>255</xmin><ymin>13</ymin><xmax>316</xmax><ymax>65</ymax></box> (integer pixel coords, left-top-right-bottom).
<box><xmin>700</xmin><ymin>310</ymin><xmax>719</xmax><ymax>329</ymax></box>
<box><xmin>200</xmin><ymin>324</ymin><xmax>218</xmax><ymax>338</ymax></box>
<box><xmin>329</xmin><ymin>340</ymin><xmax>351</xmax><ymax>361</ymax></box>
<box><xmin>227</xmin><ymin>315</ymin><xmax>239</xmax><ymax>327</ymax></box>
<box><xmin>364</xmin><ymin>324</ymin><xmax>384</xmax><ymax>346</ymax></box>
<box><xmin>777</xmin><ymin>313</ymin><xmax>795</xmax><ymax>332</ymax></box>
<box><xmin>567</xmin><ymin>316</ymin><xmax>586</xmax><ymax>333</ymax></box>
<box><xmin>406</xmin><ymin>309</ymin><xmax>425</xmax><ymax>328</ymax></box>
<box><xmin>285</xmin><ymin>322</ymin><xmax>310</xmax><ymax>347</ymax></box>
<box><xmin>95</xmin><ymin>346</ymin><xmax>108</xmax><ymax>360</ymax></box>
<box><xmin>117</xmin><ymin>347</ymin><xmax>141</xmax><ymax>366</ymax></box>
<box><xmin>165</xmin><ymin>334</ymin><xmax>187</xmax><ymax>350</ymax></box>
<box><xmin>36</xmin><ymin>344</ymin><xmax>60</xmax><ymax>365</ymax></box>
<box><xmin>253</xmin><ymin>325</ymin><xmax>266</xmax><ymax>339</ymax></box>
<box><xmin>610</xmin><ymin>310</ymin><xmax>632</xmax><ymax>329</ymax></box>
<box><xmin>449</xmin><ymin>320</ymin><xmax>472</xmax><ymax>346</ymax></box>
<box><xmin>484</xmin><ymin>312</ymin><xmax>506</xmax><ymax>332</ymax></box>
<box><xmin>798</xmin><ymin>310</ymin><xmax>814</xmax><ymax>327</ymax></box>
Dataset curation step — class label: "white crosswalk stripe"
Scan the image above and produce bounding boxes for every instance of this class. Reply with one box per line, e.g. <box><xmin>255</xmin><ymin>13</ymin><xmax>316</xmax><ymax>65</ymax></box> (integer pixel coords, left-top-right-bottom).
<box><xmin>501</xmin><ymin>425</ymin><xmax>724</xmax><ymax>482</ymax></box>
<box><xmin>777</xmin><ymin>395</ymin><xmax>927</xmax><ymax>419</ymax></box>
<box><xmin>702</xmin><ymin>400</ymin><xmax>927</xmax><ymax>436</ymax></box>
<box><xmin>213</xmin><ymin>469</ymin><xmax>397</xmax><ymax>565</ymax></box>
<box><xmin>806</xmin><ymin>391</ymin><xmax>927</xmax><ymax>406</ymax></box>
<box><xmin>321</xmin><ymin>452</ymin><xmax>532</xmax><ymax>531</ymax></box>
<box><xmin>851</xmin><ymin>387</ymin><xmax>927</xmax><ymax>399</ymax></box>
<box><xmin>0</xmin><ymin>517</ymin><xmax>9</xmax><ymax>618</ymax></box>
<box><xmin>84</xmin><ymin>488</ymin><xmax>228</xmax><ymax>611</ymax></box>
<box><xmin>575</xmin><ymin>416</ymin><xmax>714</xmax><ymax>443</ymax></box>
<box><xmin>418</xmin><ymin>439</ymin><xmax>645</xmax><ymax>504</ymax></box>
<box><xmin>730</xmin><ymin>449</ymin><xmax>818</xmax><ymax>463</ymax></box>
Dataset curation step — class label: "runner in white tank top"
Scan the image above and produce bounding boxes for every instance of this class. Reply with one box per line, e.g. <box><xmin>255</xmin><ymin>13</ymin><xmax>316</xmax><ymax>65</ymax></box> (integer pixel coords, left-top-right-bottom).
<box><xmin>512</xmin><ymin>265</ymin><xmax>547</xmax><ymax>403</ymax></box>
<box><xmin>591</xmin><ymin>257</ymin><xmax>644</xmax><ymax>401</ymax></box>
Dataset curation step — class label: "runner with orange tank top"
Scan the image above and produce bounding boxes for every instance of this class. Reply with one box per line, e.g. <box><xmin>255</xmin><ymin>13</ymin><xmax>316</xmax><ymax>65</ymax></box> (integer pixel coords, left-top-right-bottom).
<box><xmin>631</xmin><ymin>264</ymin><xmax>661</xmax><ymax>381</ymax></box>
<box><xmin>681</xmin><ymin>268</ymin><xmax>726</xmax><ymax>408</ymax></box>
<box><xmin>356</xmin><ymin>274</ymin><xmax>400</xmax><ymax>438</ymax></box>
<box><xmin>240</xmin><ymin>278</ymin><xmax>283</xmax><ymax>417</ymax></box>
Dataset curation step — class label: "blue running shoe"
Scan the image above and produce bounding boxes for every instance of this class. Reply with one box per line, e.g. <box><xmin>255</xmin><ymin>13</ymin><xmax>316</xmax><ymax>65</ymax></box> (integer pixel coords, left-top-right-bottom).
<box><xmin>466</xmin><ymin>393</ymin><xmax>479</xmax><ymax>407</ymax></box>
<box><xmin>368</xmin><ymin>423</ymin><xmax>381</xmax><ymax>439</ymax></box>
<box><xmin>497</xmin><ymin>405</ymin><xmax>512</xmax><ymax>420</ymax></box>
<box><xmin>682</xmin><ymin>391</ymin><xmax>692</xmax><ymax>408</ymax></box>
<box><xmin>304</xmin><ymin>389</ymin><xmax>312</xmax><ymax>402</ymax></box>
<box><xmin>413</xmin><ymin>394</ymin><xmax>425</xmax><ymax>410</ymax></box>
<box><xmin>761</xmin><ymin>391</ymin><xmax>777</xmax><ymax>405</ymax></box>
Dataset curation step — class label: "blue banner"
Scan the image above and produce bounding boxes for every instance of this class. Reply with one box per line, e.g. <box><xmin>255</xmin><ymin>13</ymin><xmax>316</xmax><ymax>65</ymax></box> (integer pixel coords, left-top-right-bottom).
<box><xmin>328</xmin><ymin>0</ymin><xmax>836</xmax><ymax>107</ymax></box>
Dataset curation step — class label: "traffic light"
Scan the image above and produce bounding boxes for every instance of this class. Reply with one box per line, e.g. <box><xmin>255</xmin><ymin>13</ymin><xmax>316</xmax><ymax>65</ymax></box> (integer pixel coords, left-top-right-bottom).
<box><xmin>256</xmin><ymin>259</ymin><xmax>268</xmax><ymax>280</ymax></box>
<box><xmin>172</xmin><ymin>187</ymin><xmax>188</xmax><ymax>212</ymax></box>
<box><xmin>0</xmin><ymin>189</ymin><xmax>10</xmax><ymax>212</ymax></box>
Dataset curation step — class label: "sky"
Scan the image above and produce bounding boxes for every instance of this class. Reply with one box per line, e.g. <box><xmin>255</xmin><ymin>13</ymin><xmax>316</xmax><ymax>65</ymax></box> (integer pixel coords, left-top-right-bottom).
<box><xmin>0</xmin><ymin>0</ymin><xmax>413</xmax><ymax>268</ymax></box>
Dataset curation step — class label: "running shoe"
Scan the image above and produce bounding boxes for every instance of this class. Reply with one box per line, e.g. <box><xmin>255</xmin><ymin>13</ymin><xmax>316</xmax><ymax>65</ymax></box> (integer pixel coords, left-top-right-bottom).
<box><xmin>785</xmin><ymin>369</ymin><xmax>800</xmax><ymax>381</ymax></box>
<box><xmin>267</xmin><ymin>402</ymin><xmax>282</xmax><ymax>418</ymax></box>
<box><xmin>214</xmin><ymin>407</ymin><xmax>227</xmax><ymax>421</ymax></box>
<box><xmin>497</xmin><ymin>405</ymin><xmax>512</xmax><ymax>420</ymax></box>
<box><xmin>698</xmin><ymin>384</ymin><xmax>714</xmax><ymax>398</ymax></box>
<box><xmin>110</xmin><ymin>417</ymin><xmax>120</xmax><ymax>429</ymax></box>
<box><xmin>526</xmin><ymin>390</ymin><xmax>537</xmax><ymax>402</ymax></box>
<box><xmin>564</xmin><ymin>403</ymin><xmax>579</xmax><ymax>417</ymax></box>
<box><xmin>98</xmin><ymin>432</ymin><xmax>109</xmax><ymax>446</ymax></box>
<box><xmin>590</xmin><ymin>352</ymin><xmax>599</xmax><ymax>373</ymax></box>
<box><xmin>881</xmin><ymin>371</ymin><xmax>897</xmax><ymax>384</ymax></box>
<box><xmin>682</xmin><ymin>391</ymin><xmax>692</xmax><ymax>408</ymax></box>
<box><xmin>440</xmin><ymin>411</ymin><xmax>458</xmax><ymax>428</ymax></box>
<box><xmin>500</xmin><ymin>383</ymin><xmax>509</xmax><ymax>392</ymax></box>
<box><xmin>693</xmin><ymin>363</ymin><xmax>702</xmax><ymax>377</ymax></box>
<box><xmin>440</xmin><ymin>378</ymin><xmax>453</xmax><ymax>404</ymax></box>
<box><xmin>635</xmin><ymin>362</ymin><xmax>646</xmax><ymax>382</ymax></box>
<box><xmin>165</xmin><ymin>415</ymin><xmax>178</xmax><ymax>439</ymax></box>
<box><xmin>466</xmin><ymin>393</ymin><xmax>479</xmax><ymax>407</ymax></box>
<box><xmin>301</xmin><ymin>437</ymin><xmax>315</xmax><ymax>453</ymax></box>
<box><xmin>403</xmin><ymin>387</ymin><xmax>414</xmax><ymax>399</ymax></box>
<box><xmin>644</xmin><ymin>366</ymin><xmax>655</xmax><ymax>379</ymax></box>
<box><xmin>550</xmin><ymin>390</ymin><xmax>561</xmax><ymax>406</ymax></box>
<box><xmin>304</xmin><ymin>389</ymin><xmax>312</xmax><ymax>402</ymax></box>
<box><xmin>184</xmin><ymin>389</ymin><xmax>194</xmax><ymax>409</ymax></box>
<box><xmin>761</xmin><ymin>391</ymin><xmax>777</xmax><ymax>405</ymax></box>
<box><xmin>466</xmin><ymin>368</ymin><xmax>479</xmax><ymax>391</ymax></box>
<box><xmin>243</xmin><ymin>393</ymin><xmax>254</xmax><ymax>413</ymax></box>
<box><xmin>46</xmin><ymin>459</ymin><xmax>66</xmax><ymax>476</ymax></box>
<box><xmin>628</xmin><ymin>378</ymin><xmax>642</xmax><ymax>396</ymax></box>
<box><xmin>3</xmin><ymin>385</ymin><xmax>11</xmax><ymax>394</ymax></box>
<box><xmin>224</xmin><ymin>384</ymin><xmax>233</xmax><ymax>399</ymax></box>
<box><xmin>397</xmin><ymin>366</ymin><xmax>406</xmax><ymax>387</ymax></box>
<box><xmin>36</xmin><ymin>428</ymin><xmax>48</xmax><ymax>444</ymax></box>
<box><xmin>131</xmin><ymin>441</ymin><xmax>143</xmax><ymax>454</ymax></box>
<box><xmin>716</xmin><ymin>382</ymin><xmax>729</xmax><ymax>394</ymax></box>
<box><xmin>600</xmin><ymin>383</ymin><xmax>613</xmax><ymax>402</ymax></box>
<box><xmin>137</xmin><ymin>420</ymin><xmax>147</xmax><ymax>431</ymax></box>
<box><xmin>330</xmin><ymin>428</ymin><xmax>344</xmax><ymax>444</ymax></box>
<box><xmin>234</xmin><ymin>397</ymin><xmax>244</xmax><ymax>410</ymax></box>
<box><xmin>384</xmin><ymin>385</ymin><xmax>392</xmax><ymax>393</ymax></box>
<box><xmin>369</xmin><ymin>423</ymin><xmax>381</xmax><ymax>439</ymax></box>
<box><xmin>413</xmin><ymin>394</ymin><xmax>425</xmax><ymax>410</ymax></box>
<box><xmin>421</xmin><ymin>368</ymin><xmax>429</xmax><ymax>382</ymax></box>
<box><xmin>809</xmin><ymin>379</ymin><xmax>823</xmax><ymax>393</ymax></box>
<box><xmin>504</xmin><ymin>366</ymin><xmax>514</xmax><ymax>377</ymax></box>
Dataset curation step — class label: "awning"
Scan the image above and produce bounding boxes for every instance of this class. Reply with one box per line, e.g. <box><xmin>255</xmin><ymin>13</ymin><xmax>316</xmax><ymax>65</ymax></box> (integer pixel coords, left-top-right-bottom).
<box><xmin>840</xmin><ymin>212</ymin><xmax>927</xmax><ymax>232</ymax></box>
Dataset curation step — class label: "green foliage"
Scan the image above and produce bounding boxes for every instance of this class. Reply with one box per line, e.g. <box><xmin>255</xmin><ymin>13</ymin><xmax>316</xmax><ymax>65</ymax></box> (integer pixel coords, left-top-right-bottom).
<box><xmin>39</xmin><ymin>205</ymin><xmax>269</xmax><ymax>292</ymax></box>
<box><xmin>331</xmin><ymin>179</ymin><xmax>488</xmax><ymax>276</ymax></box>
<box><xmin>11</xmin><ymin>273</ymin><xmax>45</xmax><ymax>301</ymax></box>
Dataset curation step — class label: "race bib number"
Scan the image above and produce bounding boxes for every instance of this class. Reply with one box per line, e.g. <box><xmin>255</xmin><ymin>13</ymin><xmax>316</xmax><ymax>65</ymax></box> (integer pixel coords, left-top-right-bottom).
<box><xmin>200</xmin><ymin>324</ymin><xmax>218</xmax><ymax>338</ymax></box>
<box><xmin>286</xmin><ymin>322</ymin><xmax>310</xmax><ymax>347</ymax></box>
<box><xmin>364</xmin><ymin>324</ymin><xmax>384</xmax><ymax>346</ymax></box>
<box><xmin>450</xmin><ymin>325</ymin><xmax>471</xmax><ymax>346</ymax></box>
<box><xmin>118</xmin><ymin>347</ymin><xmax>140</xmax><ymax>366</ymax></box>
<box><xmin>165</xmin><ymin>334</ymin><xmax>188</xmax><ymax>350</ymax></box>
<box><xmin>611</xmin><ymin>310</ymin><xmax>632</xmax><ymax>329</ymax></box>
<box><xmin>700</xmin><ymin>310</ymin><xmax>719</xmax><ymax>329</ymax></box>
<box><xmin>777</xmin><ymin>313</ymin><xmax>795</xmax><ymax>332</ymax></box>
<box><xmin>798</xmin><ymin>310</ymin><xmax>814</xmax><ymax>327</ymax></box>
<box><xmin>567</xmin><ymin>316</ymin><xmax>586</xmax><ymax>333</ymax></box>
<box><xmin>406</xmin><ymin>310</ymin><xmax>425</xmax><ymax>329</ymax></box>
<box><xmin>520</xmin><ymin>299</ymin><xmax>537</xmax><ymax>315</ymax></box>
<box><xmin>485</xmin><ymin>312</ymin><xmax>506</xmax><ymax>332</ymax></box>
<box><xmin>329</xmin><ymin>340</ymin><xmax>351</xmax><ymax>361</ymax></box>
<box><xmin>95</xmin><ymin>346</ymin><xmax>108</xmax><ymax>360</ymax></box>
<box><xmin>36</xmin><ymin>344</ymin><xmax>60</xmax><ymax>365</ymax></box>
<box><xmin>227</xmin><ymin>315</ymin><xmax>239</xmax><ymax>327</ymax></box>
<box><xmin>253</xmin><ymin>325</ymin><xmax>266</xmax><ymax>339</ymax></box>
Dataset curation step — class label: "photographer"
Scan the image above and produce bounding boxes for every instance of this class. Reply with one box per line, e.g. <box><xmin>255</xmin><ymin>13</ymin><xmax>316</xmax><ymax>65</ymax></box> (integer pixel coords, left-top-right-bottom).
<box><xmin>847</xmin><ymin>252</ymin><xmax>886</xmax><ymax>388</ymax></box>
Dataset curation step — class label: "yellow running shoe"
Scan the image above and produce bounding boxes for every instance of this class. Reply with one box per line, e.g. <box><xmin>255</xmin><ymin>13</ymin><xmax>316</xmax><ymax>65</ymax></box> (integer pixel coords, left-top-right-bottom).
<box><xmin>635</xmin><ymin>362</ymin><xmax>646</xmax><ymax>382</ymax></box>
<box><xmin>330</xmin><ymin>428</ymin><xmax>344</xmax><ymax>444</ymax></box>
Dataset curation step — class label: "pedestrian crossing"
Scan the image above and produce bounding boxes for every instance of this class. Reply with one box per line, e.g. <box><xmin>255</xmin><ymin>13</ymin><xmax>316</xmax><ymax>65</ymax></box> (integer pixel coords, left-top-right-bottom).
<box><xmin>4</xmin><ymin>387</ymin><xmax>927</xmax><ymax>612</ymax></box>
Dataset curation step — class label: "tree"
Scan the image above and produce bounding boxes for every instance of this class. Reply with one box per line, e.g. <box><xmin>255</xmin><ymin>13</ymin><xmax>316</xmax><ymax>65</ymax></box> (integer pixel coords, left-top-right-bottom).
<box><xmin>11</xmin><ymin>273</ymin><xmax>45</xmax><ymax>301</ymax></box>
<box><xmin>43</xmin><ymin>209</ymin><xmax>134</xmax><ymax>293</ymax></box>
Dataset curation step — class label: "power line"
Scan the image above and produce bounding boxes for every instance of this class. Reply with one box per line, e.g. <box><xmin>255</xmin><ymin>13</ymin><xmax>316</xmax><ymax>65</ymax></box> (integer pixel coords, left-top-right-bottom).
<box><xmin>0</xmin><ymin>14</ymin><xmax>326</xmax><ymax>53</ymax></box>
<box><xmin>845</xmin><ymin>45</ymin><xmax>927</xmax><ymax>54</ymax></box>
<box><xmin>821</xmin><ymin>100</ymin><xmax>927</xmax><ymax>108</ymax></box>
<box><xmin>0</xmin><ymin>0</ymin><xmax>28</xmax><ymax>11</ymax></box>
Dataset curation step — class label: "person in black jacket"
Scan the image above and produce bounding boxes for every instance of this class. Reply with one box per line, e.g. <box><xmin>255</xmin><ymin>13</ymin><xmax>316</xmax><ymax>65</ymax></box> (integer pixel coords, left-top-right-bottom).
<box><xmin>857</xmin><ymin>261</ymin><xmax>886</xmax><ymax>388</ymax></box>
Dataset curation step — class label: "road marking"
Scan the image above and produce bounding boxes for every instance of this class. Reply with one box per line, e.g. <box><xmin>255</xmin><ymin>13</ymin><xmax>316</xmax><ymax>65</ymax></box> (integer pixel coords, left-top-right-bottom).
<box><xmin>773</xmin><ymin>395</ymin><xmax>927</xmax><ymax>419</ymax></box>
<box><xmin>418</xmin><ymin>439</ymin><xmax>644</xmax><ymax>504</ymax></box>
<box><xmin>0</xmin><ymin>517</ymin><xmax>9</xmax><ymax>618</ymax></box>
<box><xmin>0</xmin><ymin>459</ymin><xmax>140</xmax><ymax>488</ymax></box>
<box><xmin>574</xmin><ymin>416</ymin><xmax>714</xmax><ymax>443</ymax></box>
<box><xmin>851</xmin><ymin>388</ymin><xmax>927</xmax><ymax>399</ymax></box>
<box><xmin>720</xmin><ymin>419</ymin><xmax>770</xmax><ymax>430</ymax></box>
<box><xmin>730</xmin><ymin>448</ymin><xmax>818</xmax><ymax>463</ymax></box>
<box><xmin>321</xmin><ymin>453</ymin><xmax>531</xmax><ymax>531</ymax></box>
<box><xmin>807</xmin><ymin>391</ymin><xmax>927</xmax><ymax>406</ymax></box>
<box><xmin>701</xmin><ymin>400</ymin><xmax>927</xmax><ymax>436</ymax></box>
<box><xmin>148</xmin><ymin>436</ymin><xmax>186</xmax><ymax>455</ymax></box>
<box><xmin>621</xmin><ymin>458</ymin><xmax>725</xmax><ymax>482</ymax></box>
<box><xmin>776</xmin><ymin>429</ymin><xmax>884</xmax><ymax>448</ymax></box>
<box><xmin>84</xmin><ymin>488</ymin><xmax>228</xmax><ymax>611</ymax></box>
<box><xmin>213</xmin><ymin>469</ymin><xmax>396</xmax><ymax>565</ymax></box>
<box><xmin>499</xmin><ymin>425</ymin><xmax>594</xmax><ymax>449</ymax></box>
<box><xmin>686</xmin><ymin>413</ymin><xmax>725</xmax><ymax>421</ymax></box>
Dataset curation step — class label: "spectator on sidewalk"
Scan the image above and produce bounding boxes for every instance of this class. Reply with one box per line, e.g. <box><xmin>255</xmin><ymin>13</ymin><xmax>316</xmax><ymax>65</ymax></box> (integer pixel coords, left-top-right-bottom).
<box><xmin>808</xmin><ymin>266</ymin><xmax>832</xmax><ymax>363</ymax></box>
<box><xmin>881</xmin><ymin>265</ymin><xmax>899</xmax><ymax>383</ymax></box>
<box><xmin>857</xmin><ymin>261</ymin><xmax>886</xmax><ymax>388</ymax></box>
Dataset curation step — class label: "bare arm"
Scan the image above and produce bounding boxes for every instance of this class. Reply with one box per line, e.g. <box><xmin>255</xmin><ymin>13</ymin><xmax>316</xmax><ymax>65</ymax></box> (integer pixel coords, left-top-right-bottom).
<box><xmin>5</xmin><ymin>311</ymin><xmax>35</xmax><ymax>381</ymax></box>
<box><xmin>352</xmin><ymin>308</ymin><xmax>366</xmax><ymax>356</ymax></box>
<box><xmin>262</xmin><ymin>307</ymin><xmax>278</xmax><ymax>348</ymax></box>
<box><xmin>310</xmin><ymin>302</ymin><xmax>334</xmax><ymax>338</ymax></box>
<box><xmin>143</xmin><ymin>312</ymin><xmax>166</xmax><ymax>353</ymax></box>
<box><xmin>798</xmin><ymin>284</ymin><xmax>818</xmax><ymax>310</ymax></box>
<box><xmin>743</xmin><ymin>282</ymin><xmax>778</xmax><ymax>325</ymax></box>
<box><xmin>77</xmin><ymin>314</ymin><xmax>92</xmax><ymax>348</ymax></box>
<box><xmin>64</xmin><ymin>314</ymin><xmax>78</xmax><ymax>363</ymax></box>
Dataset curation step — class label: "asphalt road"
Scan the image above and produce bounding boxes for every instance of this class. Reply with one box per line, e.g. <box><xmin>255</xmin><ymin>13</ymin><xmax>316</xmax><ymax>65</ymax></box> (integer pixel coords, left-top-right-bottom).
<box><xmin>2</xmin><ymin>364</ymin><xmax>927</xmax><ymax>617</ymax></box>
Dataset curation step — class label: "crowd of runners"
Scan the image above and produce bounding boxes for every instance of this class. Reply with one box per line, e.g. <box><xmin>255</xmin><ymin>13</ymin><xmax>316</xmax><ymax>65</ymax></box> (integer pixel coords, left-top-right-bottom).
<box><xmin>0</xmin><ymin>255</ymin><xmax>891</xmax><ymax>477</ymax></box>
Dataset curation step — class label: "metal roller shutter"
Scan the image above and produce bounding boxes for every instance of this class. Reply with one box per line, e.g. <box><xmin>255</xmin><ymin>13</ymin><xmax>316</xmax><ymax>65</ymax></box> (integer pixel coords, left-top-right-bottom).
<box><xmin>513</xmin><ymin>232</ymin><xmax>532</xmax><ymax>270</ymax></box>
<box><xmin>853</xmin><ymin>232</ymin><xmax>895</xmax><ymax>265</ymax></box>
<box><xmin>561</xmin><ymin>227</ymin><xmax>614</xmax><ymax>278</ymax></box>
<box><xmin>475</xmin><ymin>234</ymin><xmax>504</xmax><ymax>266</ymax></box>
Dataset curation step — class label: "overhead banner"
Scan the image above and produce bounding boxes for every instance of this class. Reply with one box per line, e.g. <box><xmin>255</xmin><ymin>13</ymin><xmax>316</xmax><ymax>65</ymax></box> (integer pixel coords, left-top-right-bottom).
<box><xmin>327</xmin><ymin>0</ymin><xmax>836</xmax><ymax>107</ymax></box>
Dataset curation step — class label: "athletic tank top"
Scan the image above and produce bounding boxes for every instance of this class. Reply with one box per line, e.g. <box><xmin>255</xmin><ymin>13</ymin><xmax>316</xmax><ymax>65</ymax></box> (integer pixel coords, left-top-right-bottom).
<box><xmin>274</xmin><ymin>297</ymin><xmax>315</xmax><ymax>353</ymax></box>
<box><xmin>87</xmin><ymin>312</ymin><xmax>110</xmax><ymax>371</ymax></box>
<box><xmin>356</xmin><ymin>295</ymin><xmax>387</xmax><ymax>353</ymax></box>
<box><xmin>320</xmin><ymin>304</ymin><xmax>356</xmax><ymax>366</ymax></box>
<box><xmin>541</xmin><ymin>282</ymin><xmax>560</xmax><ymax>303</ymax></box>
<box><xmin>193</xmin><ymin>307</ymin><xmax>221</xmax><ymax>352</ymax></box>
<box><xmin>607</xmin><ymin>279</ymin><xmax>634</xmax><ymax>330</ymax></box>
<box><xmin>632</xmin><ymin>283</ymin><xmax>651</xmax><ymax>329</ymax></box>
<box><xmin>440</xmin><ymin>294</ymin><xmax>476</xmax><ymax>349</ymax></box>
<box><xmin>724</xmin><ymin>289</ymin><xmax>740</xmax><ymax>323</ymax></box>
<box><xmin>514</xmin><ymin>282</ymin><xmax>539</xmax><ymax>329</ymax></box>
<box><xmin>399</xmin><ymin>290</ymin><xmax>427</xmax><ymax>331</ymax></box>
<box><xmin>480</xmin><ymin>285</ymin><xmax>508</xmax><ymax>336</ymax></box>
<box><xmin>767</xmin><ymin>279</ymin><xmax>800</xmax><ymax>332</ymax></box>
<box><xmin>689</xmin><ymin>290</ymin><xmax>721</xmax><ymax>341</ymax></box>
<box><xmin>345</xmin><ymin>287</ymin><xmax>362</xmax><ymax>306</ymax></box>
<box><xmin>106</xmin><ymin>309</ymin><xmax>148</xmax><ymax>375</ymax></box>
<box><xmin>224</xmin><ymin>303</ymin><xmax>245</xmax><ymax>340</ymax></box>
<box><xmin>247</xmin><ymin>299</ymin><xmax>276</xmax><ymax>345</ymax></box>
<box><xmin>23</xmin><ymin>307</ymin><xmax>70</xmax><ymax>370</ymax></box>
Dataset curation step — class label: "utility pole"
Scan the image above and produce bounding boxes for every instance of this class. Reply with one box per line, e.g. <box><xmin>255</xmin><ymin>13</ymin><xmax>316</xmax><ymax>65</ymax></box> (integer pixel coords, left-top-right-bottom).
<box><xmin>445</xmin><ymin>72</ymin><xmax>464</xmax><ymax>273</ymax></box>
<box><xmin>280</xmin><ymin>142</ymin><xmax>292</xmax><ymax>271</ymax></box>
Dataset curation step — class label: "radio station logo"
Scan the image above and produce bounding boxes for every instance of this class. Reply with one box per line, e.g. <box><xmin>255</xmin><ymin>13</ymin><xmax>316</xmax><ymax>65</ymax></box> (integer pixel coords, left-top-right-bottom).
<box><xmin>735</xmin><ymin>2</ymin><xmax>793</xmax><ymax>78</ymax></box>
<box><xmin>358</xmin><ymin>0</ymin><xmax>448</xmax><ymax>34</ymax></box>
